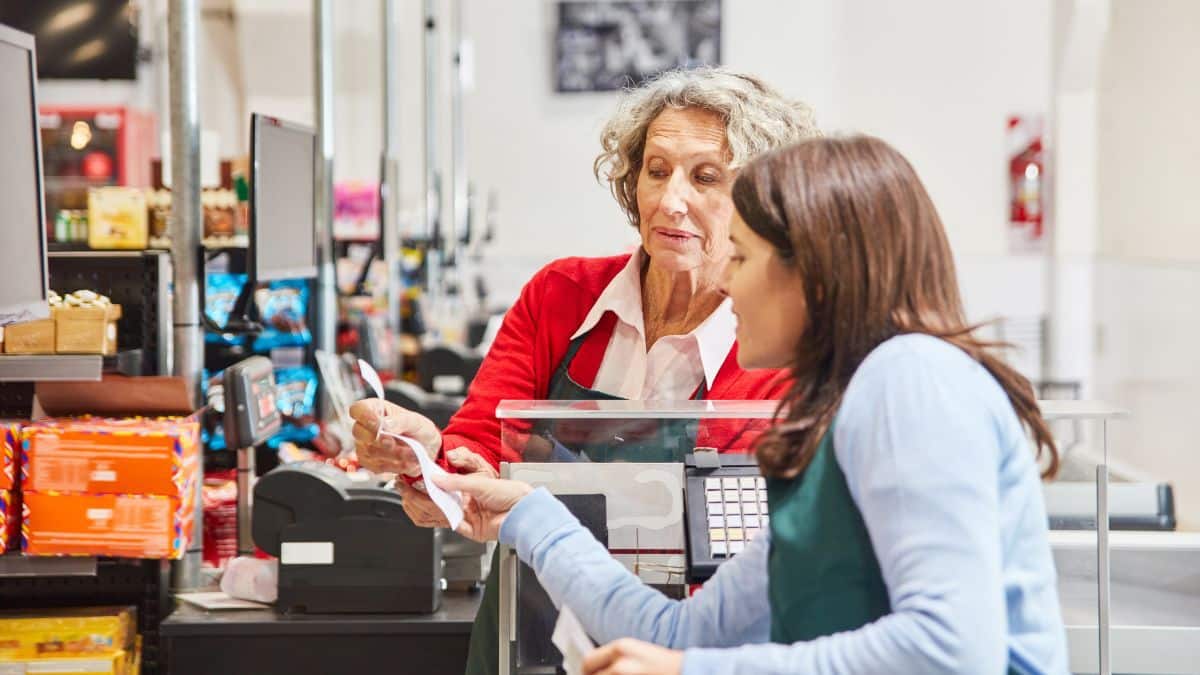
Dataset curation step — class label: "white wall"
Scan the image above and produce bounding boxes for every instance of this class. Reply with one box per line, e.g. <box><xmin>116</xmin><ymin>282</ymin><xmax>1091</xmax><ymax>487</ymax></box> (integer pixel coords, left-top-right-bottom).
<box><xmin>458</xmin><ymin>0</ymin><xmax>1052</xmax><ymax>313</ymax></box>
<box><xmin>1092</xmin><ymin>0</ymin><xmax>1200</xmax><ymax>529</ymax></box>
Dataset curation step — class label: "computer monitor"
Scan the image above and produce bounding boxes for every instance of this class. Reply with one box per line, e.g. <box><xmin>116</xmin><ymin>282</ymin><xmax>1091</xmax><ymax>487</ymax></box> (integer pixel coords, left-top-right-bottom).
<box><xmin>0</xmin><ymin>24</ymin><xmax>49</xmax><ymax>325</ymax></box>
<box><xmin>249</xmin><ymin>113</ymin><xmax>317</xmax><ymax>282</ymax></box>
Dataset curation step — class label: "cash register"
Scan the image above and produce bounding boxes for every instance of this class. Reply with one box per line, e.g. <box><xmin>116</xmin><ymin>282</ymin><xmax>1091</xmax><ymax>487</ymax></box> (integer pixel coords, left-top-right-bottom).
<box><xmin>252</xmin><ymin>461</ymin><xmax>444</xmax><ymax>614</ymax></box>
<box><xmin>224</xmin><ymin>357</ymin><xmax>444</xmax><ymax>615</ymax></box>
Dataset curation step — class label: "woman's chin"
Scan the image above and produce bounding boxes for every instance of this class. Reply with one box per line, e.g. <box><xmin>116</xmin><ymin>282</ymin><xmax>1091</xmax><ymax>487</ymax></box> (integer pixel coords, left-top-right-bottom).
<box><xmin>644</xmin><ymin>247</ymin><xmax>702</xmax><ymax>274</ymax></box>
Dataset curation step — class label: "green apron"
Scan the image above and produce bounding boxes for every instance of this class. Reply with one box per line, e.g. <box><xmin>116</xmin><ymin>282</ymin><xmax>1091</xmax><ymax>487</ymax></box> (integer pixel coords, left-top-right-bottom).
<box><xmin>465</xmin><ymin>329</ymin><xmax>705</xmax><ymax>675</ymax></box>
<box><xmin>765</xmin><ymin>428</ymin><xmax>890</xmax><ymax>642</ymax></box>
<box><xmin>768</xmin><ymin>427</ymin><xmax>1019</xmax><ymax>674</ymax></box>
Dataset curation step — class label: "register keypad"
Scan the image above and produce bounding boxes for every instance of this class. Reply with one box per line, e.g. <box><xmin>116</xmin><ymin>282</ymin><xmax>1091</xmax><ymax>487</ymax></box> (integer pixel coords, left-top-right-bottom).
<box><xmin>704</xmin><ymin>476</ymin><xmax>768</xmax><ymax>557</ymax></box>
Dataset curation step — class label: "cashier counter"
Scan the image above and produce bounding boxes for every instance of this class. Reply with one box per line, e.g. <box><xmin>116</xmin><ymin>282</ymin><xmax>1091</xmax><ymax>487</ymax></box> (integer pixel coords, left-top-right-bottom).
<box><xmin>161</xmin><ymin>460</ymin><xmax>1199</xmax><ymax>675</ymax></box>
<box><xmin>160</xmin><ymin>392</ymin><xmax>1200</xmax><ymax>675</ymax></box>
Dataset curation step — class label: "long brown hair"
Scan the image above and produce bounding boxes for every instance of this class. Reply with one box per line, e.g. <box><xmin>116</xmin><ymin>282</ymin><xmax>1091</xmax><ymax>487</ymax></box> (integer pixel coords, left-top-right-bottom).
<box><xmin>732</xmin><ymin>135</ymin><xmax>1059</xmax><ymax>479</ymax></box>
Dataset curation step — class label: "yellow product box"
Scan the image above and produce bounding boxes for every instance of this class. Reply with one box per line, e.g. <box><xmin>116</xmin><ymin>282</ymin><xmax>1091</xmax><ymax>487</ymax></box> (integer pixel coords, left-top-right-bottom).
<box><xmin>52</xmin><ymin>305</ymin><xmax>122</xmax><ymax>356</ymax></box>
<box><xmin>0</xmin><ymin>650</ymin><xmax>128</xmax><ymax>674</ymax></box>
<box><xmin>0</xmin><ymin>606</ymin><xmax>135</xmax><ymax>662</ymax></box>
<box><xmin>3</xmin><ymin>319</ymin><xmax>55</xmax><ymax>355</ymax></box>
<box><xmin>87</xmin><ymin>188</ymin><xmax>147</xmax><ymax>250</ymax></box>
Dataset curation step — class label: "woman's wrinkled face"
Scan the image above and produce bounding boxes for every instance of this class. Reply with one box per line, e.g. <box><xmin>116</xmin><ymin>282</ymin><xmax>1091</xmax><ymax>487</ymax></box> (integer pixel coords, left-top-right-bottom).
<box><xmin>721</xmin><ymin>211</ymin><xmax>807</xmax><ymax>369</ymax></box>
<box><xmin>636</xmin><ymin>107</ymin><xmax>735</xmax><ymax>275</ymax></box>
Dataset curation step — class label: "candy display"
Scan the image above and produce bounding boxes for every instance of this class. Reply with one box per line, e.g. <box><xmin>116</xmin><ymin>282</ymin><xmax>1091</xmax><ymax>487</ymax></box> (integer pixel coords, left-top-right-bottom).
<box><xmin>253</xmin><ymin>280</ymin><xmax>312</xmax><ymax>351</ymax></box>
<box><xmin>4</xmin><ymin>291</ymin><xmax>122</xmax><ymax>356</ymax></box>
<box><xmin>269</xmin><ymin>366</ymin><xmax>319</xmax><ymax>445</ymax></box>
<box><xmin>203</xmin><ymin>273</ymin><xmax>249</xmax><ymax>345</ymax></box>
<box><xmin>201</xmin><ymin>470</ymin><xmax>237</xmax><ymax>568</ymax></box>
<box><xmin>53</xmin><ymin>292</ymin><xmax>122</xmax><ymax>356</ymax></box>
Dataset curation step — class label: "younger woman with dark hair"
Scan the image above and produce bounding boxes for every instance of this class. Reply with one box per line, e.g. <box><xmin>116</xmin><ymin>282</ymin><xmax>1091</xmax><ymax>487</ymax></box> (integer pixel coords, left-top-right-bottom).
<box><xmin>435</xmin><ymin>135</ymin><xmax>1069</xmax><ymax>675</ymax></box>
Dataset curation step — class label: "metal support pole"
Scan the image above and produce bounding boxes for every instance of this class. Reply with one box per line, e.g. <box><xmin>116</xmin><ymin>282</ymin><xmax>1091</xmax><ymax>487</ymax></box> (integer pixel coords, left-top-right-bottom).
<box><xmin>423</xmin><ymin>0</ymin><xmax>442</xmax><ymax>296</ymax></box>
<box><xmin>1097</xmin><ymin>420</ymin><xmax>1111</xmax><ymax>675</ymax></box>
<box><xmin>314</xmin><ymin>0</ymin><xmax>337</xmax><ymax>397</ymax></box>
<box><xmin>449</xmin><ymin>0</ymin><xmax>467</xmax><ymax>268</ymax></box>
<box><xmin>236</xmin><ymin>446</ymin><xmax>256</xmax><ymax>556</ymax></box>
<box><xmin>167</xmin><ymin>0</ymin><xmax>204</xmax><ymax>592</ymax></box>
<box><xmin>381</xmin><ymin>0</ymin><xmax>403</xmax><ymax>361</ymax></box>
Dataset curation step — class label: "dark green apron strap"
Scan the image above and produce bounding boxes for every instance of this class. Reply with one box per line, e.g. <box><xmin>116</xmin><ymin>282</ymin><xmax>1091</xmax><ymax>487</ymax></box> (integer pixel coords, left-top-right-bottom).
<box><xmin>464</xmin><ymin>548</ymin><xmax>502</xmax><ymax>675</ymax></box>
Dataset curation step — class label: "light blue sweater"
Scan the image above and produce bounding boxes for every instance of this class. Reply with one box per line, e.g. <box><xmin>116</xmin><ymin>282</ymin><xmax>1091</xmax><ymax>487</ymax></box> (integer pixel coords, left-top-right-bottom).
<box><xmin>500</xmin><ymin>334</ymin><xmax>1069</xmax><ymax>674</ymax></box>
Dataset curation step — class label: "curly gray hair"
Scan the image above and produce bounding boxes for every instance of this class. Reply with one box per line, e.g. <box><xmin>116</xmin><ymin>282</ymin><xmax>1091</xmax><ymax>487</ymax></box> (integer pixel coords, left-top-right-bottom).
<box><xmin>594</xmin><ymin>67</ymin><xmax>821</xmax><ymax>229</ymax></box>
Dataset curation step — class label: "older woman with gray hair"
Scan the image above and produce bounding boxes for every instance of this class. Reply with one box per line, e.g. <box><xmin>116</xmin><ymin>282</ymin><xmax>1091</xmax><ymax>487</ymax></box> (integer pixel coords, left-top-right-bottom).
<box><xmin>349</xmin><ymin>66</ymin><xmax>819</xmax><ymax>675</ymax></box>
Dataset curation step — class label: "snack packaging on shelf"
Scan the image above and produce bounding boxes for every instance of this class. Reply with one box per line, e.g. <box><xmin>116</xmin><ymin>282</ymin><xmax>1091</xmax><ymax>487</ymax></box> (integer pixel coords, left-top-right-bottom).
<box><xmin>20</xmin><ymin>416</ymin><xmax>200</xmax><ymax>496</ymax></box>
<box><xmin>0</xmin><ymin>488</ymin><xmax>17</xmax><ymax>554</ymax></box>
<box><xmin>253</xmin><ymin>280</ymin><xmax>312</xmax><ymax>351</ymax></box>
<box><xmin>0</xmin><ymin>605</ymin><xmax>138</xmax><ymax>673</ymax></box>
<box><xmin>1</xmin><ymin>423</ymin><xmax>18</xmax><ymax>490</ymax></box>
<box><xmin>87</xmin><ymin>187</ymin><xmax>148</xmax><ymax>250</ymax></box>
<box><xmin>22</xmin><ymin>488</ymin><xmax>195</xmax><ymax>559</ymax></box>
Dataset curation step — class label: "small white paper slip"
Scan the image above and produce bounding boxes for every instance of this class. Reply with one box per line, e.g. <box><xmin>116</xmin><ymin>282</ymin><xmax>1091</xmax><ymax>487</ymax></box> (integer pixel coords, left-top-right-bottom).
<box><xmin>552</xmin><ymin>606</ymin><xmax>595</xmax><ymax>675</ymax></box>
<box><xmin>385</xmin><ymin>431</ymin><xmax>465</xmax><ymax>531</ymax></box>
<box><xmin>357</xmin><ymin>359</ymin><xmax>388</xmax><ymax>439</ymax></box>
<box><xmin>356</xmin><ymin>359</ymin><xmax>464</xmax><ymax>530</ymax></box>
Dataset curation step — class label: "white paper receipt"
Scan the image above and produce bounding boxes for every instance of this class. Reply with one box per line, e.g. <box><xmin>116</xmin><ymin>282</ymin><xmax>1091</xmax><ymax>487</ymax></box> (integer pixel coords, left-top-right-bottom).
<box><xmin>552</xmin><ymin>606</ymin><xmax>595</xmax><ymax>675</ymax></box>
<box><xmin>358</xmin><ymin>358</ymin><xmax>464</xmax><ymax>530</ymax></box>
<box><xmin>385</xmin><ymin>431</ymin><xmax>464</xmax><ymax>531</ymax></box>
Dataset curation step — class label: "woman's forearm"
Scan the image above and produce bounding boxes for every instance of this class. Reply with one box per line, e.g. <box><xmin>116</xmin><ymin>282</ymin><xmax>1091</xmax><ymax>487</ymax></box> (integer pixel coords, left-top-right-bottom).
<box><xmin>499</xmin><ymin>488</ymin><xmax>771</xmax><ymax>650</ymax></box>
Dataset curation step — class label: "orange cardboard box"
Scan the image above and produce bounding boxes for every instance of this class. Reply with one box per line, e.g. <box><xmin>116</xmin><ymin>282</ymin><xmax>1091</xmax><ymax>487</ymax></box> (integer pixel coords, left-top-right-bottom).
<box><xmin>21</xmin><ymin>417</ymin><xmax>200</xmax><ymax>496</ymax></box>
<box><xmin>21</xmin><ymin>376</ymin><xmax>202</xmax><ymax>559</ymax></box>
<box><xmin>22</xmin><ymin>488</ymin><xmax>195</xmax><ymax>559</ymax></box>
<box><xmin>0</xmin><ymin>489</ymin><xmax>17</xmax><ymax>554</ymax></box>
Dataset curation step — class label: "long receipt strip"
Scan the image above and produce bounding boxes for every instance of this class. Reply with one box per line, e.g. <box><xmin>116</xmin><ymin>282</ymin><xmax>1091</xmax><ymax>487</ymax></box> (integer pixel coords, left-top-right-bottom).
<box><xmin>552</xmin><ymin>606</ymin><xmax>595</xmax><ymax>675</ymax></box>
<box><xmin>358</xmin><ymin>359</ymin><xmax>465</xmax><ymax>529</ymax></box>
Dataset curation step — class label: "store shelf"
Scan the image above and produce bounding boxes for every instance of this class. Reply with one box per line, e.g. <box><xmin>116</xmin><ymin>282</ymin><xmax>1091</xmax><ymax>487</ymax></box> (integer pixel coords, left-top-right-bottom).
<box><xmin>0</xmin><ymin>354</ymin><xmax>102</xmax><ymax>382</ymax></box>
<box><xmin>202</xmin><ymin>236</ymin><xmax>249</xmax><ymax>250</ymax></box>
<box><xmin>49</xmin><ymin>249</ymin><xmax>148</xmax><ymax>259</ymax></box>
<box><xmin>0</xmin><ymin>554</ymin><xmax>98</xmax><ymax>578</ymax></box>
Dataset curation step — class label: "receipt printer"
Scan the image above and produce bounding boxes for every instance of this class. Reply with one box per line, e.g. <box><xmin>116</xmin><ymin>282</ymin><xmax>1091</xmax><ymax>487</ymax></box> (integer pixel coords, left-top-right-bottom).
<box><xmin>253</xmin><ymin>461</ymin><xmax>443</xmax><ymax>614</ymax></box>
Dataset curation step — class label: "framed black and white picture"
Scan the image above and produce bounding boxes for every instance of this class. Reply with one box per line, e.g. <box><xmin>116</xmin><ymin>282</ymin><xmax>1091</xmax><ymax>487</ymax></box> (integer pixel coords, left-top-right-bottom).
<box><xmin>555</xmin><ymin>0</ymin><xmax>721</xmax><ymax>93</ymax></box>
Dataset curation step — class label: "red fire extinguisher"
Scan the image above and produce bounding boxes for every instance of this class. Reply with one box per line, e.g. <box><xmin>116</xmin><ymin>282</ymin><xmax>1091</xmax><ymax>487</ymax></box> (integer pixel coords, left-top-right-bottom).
<box><xmin>1008</xmin><ymin>116</ymin><xmax>1043</xmax><ymax>241</ymax></box>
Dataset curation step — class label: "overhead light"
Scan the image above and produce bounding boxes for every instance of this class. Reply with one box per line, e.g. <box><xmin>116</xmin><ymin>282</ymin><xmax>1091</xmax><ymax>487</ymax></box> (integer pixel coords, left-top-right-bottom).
<box><xmin>71</xmin><ymin>39</ymin><xmax>105</xmax><ymax>65</ymax></box>
<box><xmin>70</xmin><ymin>121</ymin><xmax>92</xmax><ymax>150</ymax></box>
<box><xmin>45</xmin><ymin>2</ymin><xmax>96</xmax><ymax>34</ymax></box>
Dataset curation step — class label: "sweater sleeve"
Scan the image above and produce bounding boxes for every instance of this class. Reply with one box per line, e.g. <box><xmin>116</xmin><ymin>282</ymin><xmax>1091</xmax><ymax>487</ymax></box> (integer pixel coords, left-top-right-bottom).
<box><xmin>437</xmin><ymin>265</ymin><xmax>554</xmax><ymax>471</ymax></box>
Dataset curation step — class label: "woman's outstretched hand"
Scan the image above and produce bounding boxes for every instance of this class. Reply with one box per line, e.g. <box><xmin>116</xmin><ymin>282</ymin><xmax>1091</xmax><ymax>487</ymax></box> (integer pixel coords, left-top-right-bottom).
<box><xmin>431</xmin><ymin>472</ymin><xmax>533</xmax><ymax>542</ymax></box>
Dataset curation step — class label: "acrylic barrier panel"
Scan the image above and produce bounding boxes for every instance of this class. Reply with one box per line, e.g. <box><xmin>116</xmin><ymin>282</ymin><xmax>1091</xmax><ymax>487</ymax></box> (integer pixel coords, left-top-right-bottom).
<box><xmin>501</xmin><ymin>463</ymin><xmax>686</xmax><ymax>675</ymax></box>
<box><xmin>1038</xmin><ymin>403</ymin><xmax>1125</xmax><ymax>674</ymax></box>
<box><xmin>497</xmin><ymin>400</ymin><xmax>778</xmax><ymax>464</ymax></box>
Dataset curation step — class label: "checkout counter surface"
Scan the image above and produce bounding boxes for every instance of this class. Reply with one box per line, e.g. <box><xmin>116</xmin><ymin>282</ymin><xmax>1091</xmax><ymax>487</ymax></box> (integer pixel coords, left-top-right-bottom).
<box><xmin>160</xmin><ymin>591</ymin><xmax>482</xmax><ymax>675</ymax></box>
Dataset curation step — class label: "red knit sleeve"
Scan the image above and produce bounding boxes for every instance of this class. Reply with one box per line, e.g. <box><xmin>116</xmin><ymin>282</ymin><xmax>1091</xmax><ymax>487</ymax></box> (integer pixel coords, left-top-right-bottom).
<box><xmin>435</xmin><ymin>265</ymin><xmax>554</xmax><ymax>472</ymax></box>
